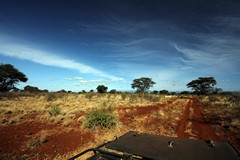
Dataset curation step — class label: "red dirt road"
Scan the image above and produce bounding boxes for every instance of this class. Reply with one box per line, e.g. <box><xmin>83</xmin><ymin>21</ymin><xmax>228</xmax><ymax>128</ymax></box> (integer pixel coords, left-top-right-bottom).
<box><xmin>177</xmin><ymin>98</ymin><xmax>220</xmax><ymax>141</ymax></box>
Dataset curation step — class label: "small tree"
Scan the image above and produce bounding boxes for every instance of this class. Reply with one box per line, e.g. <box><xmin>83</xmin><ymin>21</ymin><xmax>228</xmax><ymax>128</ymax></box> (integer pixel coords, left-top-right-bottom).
<box><xmin>109</xmin><ymin>89</ymin><xmax>117</xmax><ymax>94</ymax></box>
<box><xmin>57</xmin><ymin>89</ymin><xmax>67</xmax><ymax>93</ymax></box>
<box><xmin>131</xmin><ymin>77</ymin><xmax>156</xmax><ymax>93</ymax></box>
<box><xmin>186</xmin><ymin>77</ymin><xmax>217</xmax><ymax>95</ymax></box>
<box><xmin>96</xmin><ymin>85</ymin><xmax>108</xmax><ymax>93</ymax></box>
<box><xmin>0</xmin><ymin>64</ymin><xmax>28</xmax><ymax>92</ymax></box>
<box><xmin>24</xmin><ymin>85</ymin><xmax>40</xmax><ymax>93</ymax></box>
<box><xmin>180</xmin><ymin>91</ymin><xmax>190</xmax><ymax>95</ymax></box>
<box><xmin>152</xmin><ymin>90</ymin><xmax>159</xmax><ymax>94</ymax></box>
<box><xmin>159</xmin><ymin>89</ymin><xmax>169</xmax><ymax>94</ymax></box>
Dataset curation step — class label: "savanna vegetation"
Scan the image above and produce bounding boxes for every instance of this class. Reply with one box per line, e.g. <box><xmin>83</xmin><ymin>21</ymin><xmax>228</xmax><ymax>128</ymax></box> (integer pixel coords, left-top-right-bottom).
<box><xmin>0</xmin><ymin>64</ymin><xmax>239</xmax><ymax>159</ymax></box>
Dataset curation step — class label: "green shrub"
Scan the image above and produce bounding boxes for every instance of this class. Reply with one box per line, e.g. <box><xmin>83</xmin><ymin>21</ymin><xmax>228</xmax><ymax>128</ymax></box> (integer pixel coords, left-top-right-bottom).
<box><xmin>84</xmin><ymin>109</ymin><xmax>117</xmax><ymax>129</ymax></box>
<box><xmin>48</xmin><ymin>106</ymin><xmax>60</xmax><ymax>116</ymax></box>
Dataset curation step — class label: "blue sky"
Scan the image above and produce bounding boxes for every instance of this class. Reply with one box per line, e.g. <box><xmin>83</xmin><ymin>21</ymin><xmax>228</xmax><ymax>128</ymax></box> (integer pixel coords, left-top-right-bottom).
<box><xmin>0</xmin><ymin>0</ymin><xmax>240</xmax><ymax>92</ymax></box>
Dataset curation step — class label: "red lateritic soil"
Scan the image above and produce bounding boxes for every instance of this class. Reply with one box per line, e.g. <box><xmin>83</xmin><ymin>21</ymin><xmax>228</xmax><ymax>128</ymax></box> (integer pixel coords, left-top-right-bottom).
<box><xmin>177</xmin><ymin>98</ymin><xmax>220</xmax><ymax>140</ymax></box>
<box><xmin>177</xmin><ymin>98</ymin><xmax>240</xmax><ymax>151</ymax></box>
<box><xmin>0</xmin><ymin>122</ymin><xmax>93</xmax><ymax>159</ymax></box>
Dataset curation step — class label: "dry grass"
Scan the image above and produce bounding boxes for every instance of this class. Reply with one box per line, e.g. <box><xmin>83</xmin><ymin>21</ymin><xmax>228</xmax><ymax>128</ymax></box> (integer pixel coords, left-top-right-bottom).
<box><xmin>1</xmin><ymin>92</ymin><xmax>238</xmax><ymax>159</ymax></box>
<box><xmin>0</xmin><ymin>92</ymin><xmax>185</xmax><ymax>159</ymax></box>
<box><xmin>197</xmin><ymin>94</ymin><xmax>240</xmax><ymax>147</ymax></box>
<box><xmin>197</xmin><ymin>94</ymin><xmax>240</xmax><ymax>126</ymax></box>
<box><xmin>0</xmin><ymin>92</ymin><xmax>170</xmax><ymax>126</ymax></box>
<box><xmin>26</xmin><ymin>130</ymin><xmax>49</xmax><ymax>148</ymax></box>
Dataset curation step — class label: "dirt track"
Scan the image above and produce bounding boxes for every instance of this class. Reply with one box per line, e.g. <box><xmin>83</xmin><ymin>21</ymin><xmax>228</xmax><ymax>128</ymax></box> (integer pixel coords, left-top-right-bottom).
<box><xmin>177</xmin><ymin>98</ymin><xmax>220</xmax><ymax>141</ymax></box>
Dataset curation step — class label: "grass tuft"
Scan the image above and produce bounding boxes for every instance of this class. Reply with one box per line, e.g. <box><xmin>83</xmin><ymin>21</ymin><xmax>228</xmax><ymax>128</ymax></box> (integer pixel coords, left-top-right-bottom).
<box><xmin>48</xmin><ymin>106</ymin><xmax>61</xmax><ymax>117</ymax></box>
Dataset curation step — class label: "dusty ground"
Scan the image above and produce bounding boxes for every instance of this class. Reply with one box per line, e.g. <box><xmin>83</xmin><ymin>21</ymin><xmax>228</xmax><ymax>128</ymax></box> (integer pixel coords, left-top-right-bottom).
<box><xmin>0</xmin><ymin>95</ymin><xmax>239</xmax><ymax>159</ymax></box>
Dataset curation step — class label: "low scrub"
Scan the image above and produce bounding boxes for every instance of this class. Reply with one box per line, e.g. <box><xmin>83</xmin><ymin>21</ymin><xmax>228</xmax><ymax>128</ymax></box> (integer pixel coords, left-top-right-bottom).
<box><xmin>84</xmin><ymin>109</ymin><xmax>117</xmax><ymax>129</ymax></box>
<box><xmin>48</xmin><ymin>106</ymin><xmax>61</xmax><ymax>117</ymax></box>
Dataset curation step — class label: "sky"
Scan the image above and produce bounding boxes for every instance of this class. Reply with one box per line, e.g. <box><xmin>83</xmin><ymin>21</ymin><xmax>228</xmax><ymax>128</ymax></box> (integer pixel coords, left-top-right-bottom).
<box><xmin>0</xmin><ymin>0</ymin><xmax>240</xmax><ymax>92</ymax></box>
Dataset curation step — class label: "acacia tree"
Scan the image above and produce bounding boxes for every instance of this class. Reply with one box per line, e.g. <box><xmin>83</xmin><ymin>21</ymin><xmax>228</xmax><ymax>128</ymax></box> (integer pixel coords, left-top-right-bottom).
<box><xmin>131</xmin><ymin>77</ymin><xmax>156</xmax><ymax>93</ymax></box>
<box><xmin>186</xmin><ymin>77</ymin><xmax>217</xmax><ymax>94</ymax></box>
<box><xmin>0</xmin><ymin>64</ymin><xmax>28</xmax><ymax>92</ymax></box>
<box><xmin>96</xmin><ymin>85</ymin><xmax>108</xmax><ymax>93</ymax></box>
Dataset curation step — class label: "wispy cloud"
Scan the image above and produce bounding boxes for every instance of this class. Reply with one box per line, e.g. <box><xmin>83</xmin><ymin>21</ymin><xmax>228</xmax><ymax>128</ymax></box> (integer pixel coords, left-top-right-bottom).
<box><xmin>172</xmin><ymin>16</ymin><xmax>240</xmax><ymax>73</ymax></box>
<box><xmin>67</xmin><ymin>77</ymin><xmax>124</xmax><ymax>86</ymax></box>
<box><xmin>173</xmin><ymin>43</ymin><xmax>238</xmax><ymax>73</ymax></box>
<box><xmin>67</xmin><ymin>29</ymin><xmax>76</xmax><ymax>34</ymax></box>
<box><xmin>0</xmin><ymin>37</ymin><xmax>118</xmax><ymax>79</ymax></box>
<box><xmin>64</xmin><ymin>77</ymin><xmax>84</xmax><ymax>80</ymax></box>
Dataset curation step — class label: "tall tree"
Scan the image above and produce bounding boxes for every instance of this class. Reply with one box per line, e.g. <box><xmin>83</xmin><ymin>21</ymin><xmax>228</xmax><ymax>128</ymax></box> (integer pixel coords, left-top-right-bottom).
<box><xmin>186</xmin><ymin>77</ymin><xmax>217</xmax><ymax>94</ymax></box>
<box><xmin>0</xmin><ymin>64</ymin><xmax>28</xmax><ymax>92</ymax></box>
<box><xmin>96</xmin><ymin>85</ymin><xmax>108</xmax><ymax>93</ymax></box>
<box><xmin>131</xmin><ymin>77</ymin><xmax>156</xmax><ymax>93</ymax></box>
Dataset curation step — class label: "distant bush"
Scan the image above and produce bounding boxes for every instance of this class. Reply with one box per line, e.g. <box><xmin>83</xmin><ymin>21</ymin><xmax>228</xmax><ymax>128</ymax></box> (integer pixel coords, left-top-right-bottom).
<box><xmin>48</xmin><ymin>106</ymin><xmax>61</xmax><ymax>117</ymax></box>
<box><xmin>96</xmin><ymin>85</ymin><xmax>108</xmax><ymax>93</ymax></box>
<box><xmin>0</xmin><ymin>92</ymin><xmax>34</xmax><ymax>100</ymax></box>
<box><xmin>109</xmin><ymin>89</ymin><xmax>117</xmax><ymax>94</ymax></box>
<box><xmin>84</xmin><ymin>109</ymin><xmax>117</xmax><ymax>129</ymax></box>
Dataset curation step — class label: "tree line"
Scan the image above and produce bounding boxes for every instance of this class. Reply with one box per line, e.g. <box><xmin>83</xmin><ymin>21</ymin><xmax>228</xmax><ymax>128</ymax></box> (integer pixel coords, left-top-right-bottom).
<box><xmin>0</xmin><ymin>63</ymin><xmax>222</xmax><ymax>94</ymax></box>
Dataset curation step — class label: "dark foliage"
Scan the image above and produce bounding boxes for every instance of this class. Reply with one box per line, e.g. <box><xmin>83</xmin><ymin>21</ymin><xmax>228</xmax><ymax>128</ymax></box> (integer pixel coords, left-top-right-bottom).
<box><xmin>131</xmin><ymin>77</ymin><xmax>156</xmax><ymax>93</ymax></box>
<box><xmin>186</xmin><ymin>77</ymin><xmax>217</xmax><ymax>95</ymax></box>
<box><xmin>96</xmin><ymin>85</ymin><xmax>108</xmax><ymax>93</ymax></box>
<box><xmin>0</xmin><ymin>64</ymin><xmax>28</xmax><ymax>92</ymax></box>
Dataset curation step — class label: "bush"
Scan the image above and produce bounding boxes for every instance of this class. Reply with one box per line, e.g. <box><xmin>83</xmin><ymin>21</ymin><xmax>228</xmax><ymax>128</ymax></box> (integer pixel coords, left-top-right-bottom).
<box><xmin>48</xmin><ymin>106</ymin><xmax>61</xmax><ymax>116</ymax></box>
<box><xmin>96</xmin><ymin>85</ymin><xmax>108</xmax><ymax>93</ymax></box>
<box><xmin>84</xmin><ymin>109</ymin><xmax>117</xmax><ymax>129</ymax></box>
